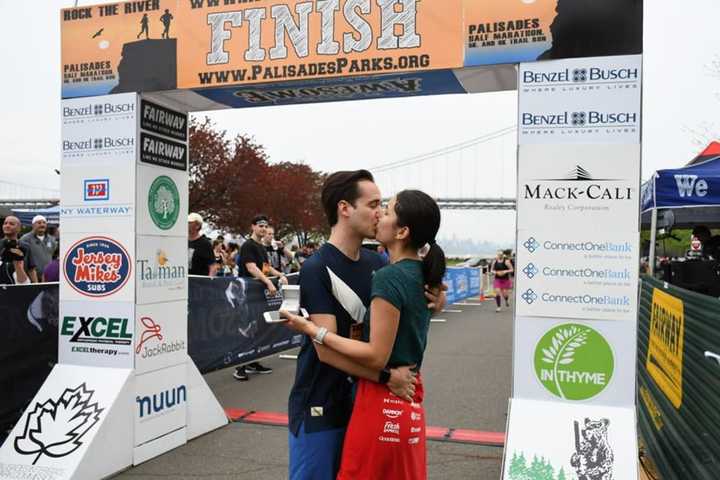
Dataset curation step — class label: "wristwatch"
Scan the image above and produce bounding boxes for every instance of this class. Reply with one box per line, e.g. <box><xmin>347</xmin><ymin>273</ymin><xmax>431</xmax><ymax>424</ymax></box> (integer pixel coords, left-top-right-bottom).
<box><xmin>378</xmin><ymin>368</ymin><xmax>391</xmax><ymax>384</ymax></box>
<box><xmin>313</xmin><ymin>326</ymin><xmax>328</xmax><ymax>345</ymax></box>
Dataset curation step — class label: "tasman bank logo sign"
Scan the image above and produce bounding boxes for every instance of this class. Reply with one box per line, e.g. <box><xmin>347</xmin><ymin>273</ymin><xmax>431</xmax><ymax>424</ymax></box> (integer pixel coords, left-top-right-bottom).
<box><xmin>524</xmin><ymin>165</ymin><xmax>633</xmax><ymax>202</ymax></box>
<box><xmin>137</xmin><ymin>249</ymin><xmax>186</xmax><ymax>290</ymax></box>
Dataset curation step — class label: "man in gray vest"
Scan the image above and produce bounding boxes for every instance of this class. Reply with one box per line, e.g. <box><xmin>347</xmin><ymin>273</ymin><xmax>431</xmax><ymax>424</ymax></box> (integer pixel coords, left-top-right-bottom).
<box><xmin>20</xmin><ymin>215</ymin><xmax>57</xmax><ymax>282</ymax></box>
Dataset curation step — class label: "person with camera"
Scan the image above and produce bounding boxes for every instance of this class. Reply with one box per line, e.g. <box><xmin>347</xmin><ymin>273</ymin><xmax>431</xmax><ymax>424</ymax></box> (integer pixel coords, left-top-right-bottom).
<box><xmin>0</xmin><ymin>216</ymin><xmax>30</xmax><ymax>285</ymax></box>
<box><xmin>20</xmin><ymin>215</ymin><xmax>57</xmax><ymax>283</ymax></box>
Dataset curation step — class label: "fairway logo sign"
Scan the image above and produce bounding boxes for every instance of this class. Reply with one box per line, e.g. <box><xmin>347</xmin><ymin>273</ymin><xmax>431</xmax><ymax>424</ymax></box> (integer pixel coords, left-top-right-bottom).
<box><xmin>534</xmin><ymin>324</ymin><xmax>614</xmax><ymax>401</ymax></box>
<box><xmin>140</xmin><ymin>133</ymin><xmax>188</xmax><ymax>171</ymax></box>
<box><xmin>13</xmin><ymin>384</ymin><xmax>103</xmax><ymax>464</ymax></box>
<box><xmin>148</xmin><ymin>176</ymin><xmax>180</xmax><ymax>230</ymax></box>
<box><xmin>140</xmin><ymin>100</ymin><xmax>187</xmax><ymax>141</ymax></box>
<box><xmin>63</xmin><ymin>237</ymin><xmax>131</xmax><ymax>297</ymax></box>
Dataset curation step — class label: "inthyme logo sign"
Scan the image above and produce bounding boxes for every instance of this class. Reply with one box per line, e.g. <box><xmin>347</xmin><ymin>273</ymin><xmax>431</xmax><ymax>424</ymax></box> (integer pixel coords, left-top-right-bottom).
<box><xmin>534</xmin><ymin>324</ymin><xmax>614</xmax><ymax>401</ymax></box>
<box><xmin>148</xmin><ymin>176</ymin><xmax>180</xmax><ymax>230</ymax></box>
<box><xmin>63</xmin><ymin>237</ymin><xmax>131</xmax><ymax>297</ymax></box>
<box><xmin>13</xmin><ymin>384</ymin><xmax>103</xmax><ymax>464</ymax></box>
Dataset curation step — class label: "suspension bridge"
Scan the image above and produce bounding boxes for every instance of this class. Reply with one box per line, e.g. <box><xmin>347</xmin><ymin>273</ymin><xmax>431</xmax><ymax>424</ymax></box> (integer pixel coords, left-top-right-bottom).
<box><xmin>0</xmin><ymin>180</ymin><xmax>59</xmax><ymax>210</ymax></box>
<box><xmin>1</xmin><ymin>125</ymin><xmax>519</xmax><ymax>214</ymax></box>
<box><xmin>370</xmin><ymin>125</ymin><xmax>518</xmax><ymax>210</ymax></box>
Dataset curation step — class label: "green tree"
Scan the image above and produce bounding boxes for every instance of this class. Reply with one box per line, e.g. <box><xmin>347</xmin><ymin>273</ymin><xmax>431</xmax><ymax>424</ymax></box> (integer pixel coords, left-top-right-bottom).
<box><xmin>557</xmin><ymin>467</ymin><xmax>567</xmax><ymax>480</ymax></box>
<box><xmin>528</xmin><ymin>455</ymin><xmax>544</xmax><ymax>479</ymax></box>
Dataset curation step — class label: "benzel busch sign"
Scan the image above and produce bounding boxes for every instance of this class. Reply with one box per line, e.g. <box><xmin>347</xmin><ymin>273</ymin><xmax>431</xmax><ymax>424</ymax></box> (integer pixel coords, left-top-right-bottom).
<box><xmin>63</xmin><ymin>236</ymin><xmax>131</xmax><ymax>297</ymax></box>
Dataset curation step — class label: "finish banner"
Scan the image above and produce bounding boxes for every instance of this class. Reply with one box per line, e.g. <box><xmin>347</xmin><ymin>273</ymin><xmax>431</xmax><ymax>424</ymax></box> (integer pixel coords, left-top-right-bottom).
<box><xmin>60</xmin><ymin>0</ymin><xmax>464</xmax><ymax>98</ymax></box>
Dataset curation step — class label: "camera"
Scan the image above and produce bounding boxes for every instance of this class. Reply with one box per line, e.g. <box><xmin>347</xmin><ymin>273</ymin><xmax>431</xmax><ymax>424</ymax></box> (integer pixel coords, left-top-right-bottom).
<box><xmin>1</xmin><ymin>240</ymin><xmax>24</xmax><ymax>262</ymax></box>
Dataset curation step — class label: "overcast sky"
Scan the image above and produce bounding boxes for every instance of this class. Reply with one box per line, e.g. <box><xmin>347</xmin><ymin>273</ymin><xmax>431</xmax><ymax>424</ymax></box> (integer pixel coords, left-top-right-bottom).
<box><xmin>0</xmin><ymin>1</ymin><xmax>717</xmax><ymax>250</ymax></box>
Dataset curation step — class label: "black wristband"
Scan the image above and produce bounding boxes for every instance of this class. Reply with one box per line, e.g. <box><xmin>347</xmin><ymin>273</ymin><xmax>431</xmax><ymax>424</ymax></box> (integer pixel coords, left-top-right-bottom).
<box><xmin>378</xmin><ymin>368</ymin><xmax>391</xmax><ymax>384</ymax></box>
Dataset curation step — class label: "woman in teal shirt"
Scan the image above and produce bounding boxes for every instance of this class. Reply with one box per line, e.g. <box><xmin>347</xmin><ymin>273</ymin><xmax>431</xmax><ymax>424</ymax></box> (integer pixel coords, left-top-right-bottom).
<box><xmin>283</xmin><ymin>189</ymin><xmax>446</xmax><ymax>480</ymax></box>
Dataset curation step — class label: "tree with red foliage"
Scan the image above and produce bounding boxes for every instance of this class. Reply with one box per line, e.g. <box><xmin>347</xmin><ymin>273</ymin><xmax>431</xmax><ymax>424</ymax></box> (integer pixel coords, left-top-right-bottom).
<box><xmin>188</xmin><ymin>117</ymin><xmax>327</xmax><ymax>242</ymax></box>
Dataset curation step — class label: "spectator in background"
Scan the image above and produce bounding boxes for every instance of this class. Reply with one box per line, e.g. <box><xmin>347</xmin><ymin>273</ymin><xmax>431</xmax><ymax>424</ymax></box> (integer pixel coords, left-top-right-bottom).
<box><xmin>377</xmin><ymin>244</ymin><xmax>389</xmax><ymax>262</ymax></box>
<box><xmin>234</xmin><ymin>214</ymin><xmax>288</xmax><ymax>382</ymax></box>
<box><xmin>188</xmin><ymin>213</ymin><xmax>214</xmax><ymax>276</ymax></box>
<box><xmin>297</xmin><ymin>242</ymin><xmax>317</xmax><ymax>266</ymax></box>
<box><xmin>264</xmin><ymin>225</ymin><xmax>282</xmax><ymax>272</ymax></box>
<box><xmin>20</xmin><ymin>215</ymin><xmax>57</xmax><ymax>283</ymax></box>
<box><xmin>0</xmin><ymin>216</ymin><xmax>30</xmax><ymax>285</ymax></box>
<box><xmin>227</xmin><ymin>242</ymin><xmax>240</xmax><ymax>276</ymax></box>
<box><xmin>42</xmin><ymin>247</ymin><xmax>60</xmax><ymax>282</ymax></box>
<box><xmin>211</xmin><ymin>238</ymin><xmax>229</xmax><ymax>276</ymax></box>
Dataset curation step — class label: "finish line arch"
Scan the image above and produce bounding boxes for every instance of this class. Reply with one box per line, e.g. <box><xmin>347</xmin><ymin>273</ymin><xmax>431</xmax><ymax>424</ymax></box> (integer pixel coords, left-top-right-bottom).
<box><xmin>0</xmin><ymin>1</ymin><xmax>643</xmax><ymax>479</ymax></box>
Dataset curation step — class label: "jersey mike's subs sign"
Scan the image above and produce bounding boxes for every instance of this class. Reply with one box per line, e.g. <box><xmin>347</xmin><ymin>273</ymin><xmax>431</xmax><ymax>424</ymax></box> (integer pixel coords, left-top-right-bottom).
<box><xmin>61</xmin><ymin>0</ymin><xmax>464</xmax><ymax>98</ymax></box>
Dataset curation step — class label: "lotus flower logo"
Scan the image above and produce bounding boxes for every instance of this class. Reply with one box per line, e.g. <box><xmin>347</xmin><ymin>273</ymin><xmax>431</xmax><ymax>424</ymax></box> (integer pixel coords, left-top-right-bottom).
<box><xmin>14</xmin><ymin>384</ymin><xmax>103</xmax><ymax>465</ymax></box>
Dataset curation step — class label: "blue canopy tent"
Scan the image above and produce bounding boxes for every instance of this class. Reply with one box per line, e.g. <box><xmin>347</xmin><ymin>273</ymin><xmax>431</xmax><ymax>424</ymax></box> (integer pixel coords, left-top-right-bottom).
<box><xmin>11</xmin><ymin>205</ymin><xmax>60</xmax><ymax>226</ymax></box>
<box><xmin>641</xmin><ymin>142</ymin><xmax>720</xmax><ymax>273</ymax></box>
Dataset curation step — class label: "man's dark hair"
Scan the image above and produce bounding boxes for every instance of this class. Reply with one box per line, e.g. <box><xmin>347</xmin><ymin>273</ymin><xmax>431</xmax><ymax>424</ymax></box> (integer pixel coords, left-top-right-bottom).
<box><xmin>321</xmin><ymin>170</ymin><xmax>375</xmax><ymax>227</ymax></box>
<box><xmin>251</xmin><ymin>214</ymin><xmax>269</xmax><ymax>225</ymax></box>
<box><xmin>692</xmin><ymin>225</ymin><xmax>712</xmax><ymax>242</ymax></box>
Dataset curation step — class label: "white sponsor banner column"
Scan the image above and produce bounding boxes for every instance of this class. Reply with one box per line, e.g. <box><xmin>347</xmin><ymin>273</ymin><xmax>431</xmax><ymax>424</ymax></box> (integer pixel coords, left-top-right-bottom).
<box><xmin>59</xmin><ymin>93</ymin><xmax>138</xmax><ymax>368</ymax></box>
<box><xmin>504</xmin><ymin>55</ymin><xmax>642</xmax><ymax>480</ymax></box>
<box><xmin>132</xmin><ymin>96</ymin><xmax>190</xmax><ymax>462</ymax></box>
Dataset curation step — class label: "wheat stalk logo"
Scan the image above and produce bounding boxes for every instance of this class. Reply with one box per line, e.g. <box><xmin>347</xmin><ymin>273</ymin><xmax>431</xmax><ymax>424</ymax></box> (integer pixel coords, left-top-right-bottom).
<box><xmin>541</xmin><ymin>326</ymin><xmax>589</xmax><ymax>399</ymax></box>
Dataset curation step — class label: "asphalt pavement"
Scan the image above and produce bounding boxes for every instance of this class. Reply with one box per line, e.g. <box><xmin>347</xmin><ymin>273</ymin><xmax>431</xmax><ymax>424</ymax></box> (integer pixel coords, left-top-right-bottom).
<box><xmin>115</xmin><ymin>298</ymin><xmax>513</xmax><ymax>480</ymax></box>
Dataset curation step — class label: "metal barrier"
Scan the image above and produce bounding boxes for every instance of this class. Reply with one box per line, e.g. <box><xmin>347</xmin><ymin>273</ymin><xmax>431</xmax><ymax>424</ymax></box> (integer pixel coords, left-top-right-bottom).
<box><xmin>637</xmin><ymin>276</ymin><xmax>720</xmax><ymax>479</ymax></box>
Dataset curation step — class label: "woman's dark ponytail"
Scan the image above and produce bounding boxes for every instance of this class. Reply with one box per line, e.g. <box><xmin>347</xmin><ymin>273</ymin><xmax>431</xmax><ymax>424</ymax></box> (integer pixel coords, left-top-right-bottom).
<box><xmin>421</xmin><ymin>242</ymin><xmax>446</xmax><ymax>288</ymax></box>
<box><xmin>394</xmin><ymin>190</ymin><xmax>446</xmax><ymax>288</ymax></box>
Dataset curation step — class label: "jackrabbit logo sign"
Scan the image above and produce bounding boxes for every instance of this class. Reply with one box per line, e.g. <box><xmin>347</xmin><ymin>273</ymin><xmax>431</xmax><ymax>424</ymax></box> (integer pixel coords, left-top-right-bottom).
<box><xmin>534</xmin><ymin>323</ymin><xmax>614</xmax><ymax>401</ymax></box>
<box><xmin>13</xmin><ymin>384</ymin><xmax>104</xmax><ymax>465</ymax></box>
